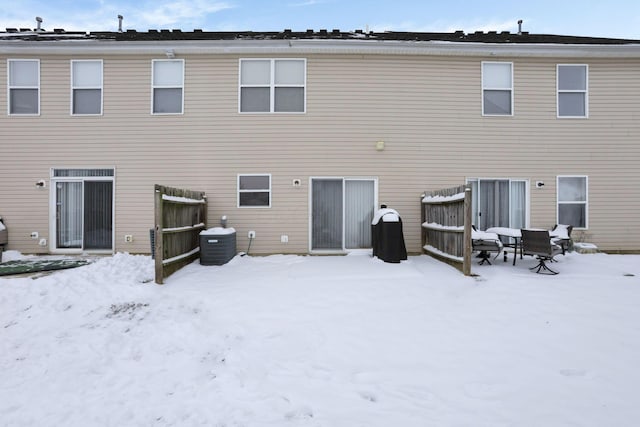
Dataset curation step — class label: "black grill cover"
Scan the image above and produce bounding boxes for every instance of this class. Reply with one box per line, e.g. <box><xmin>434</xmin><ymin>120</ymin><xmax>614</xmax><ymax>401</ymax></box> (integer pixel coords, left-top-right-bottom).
<box><xmin>371</xmin><ymin>208</ymin><xmax>407</xmax><ymax>263</ymax></box>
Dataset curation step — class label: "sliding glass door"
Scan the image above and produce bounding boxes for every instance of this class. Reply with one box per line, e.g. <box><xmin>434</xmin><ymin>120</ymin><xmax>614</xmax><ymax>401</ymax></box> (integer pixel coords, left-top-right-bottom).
<box><xmin>56</xmin><ymin>182</ymin><xmax>83</xmax><ymax>249</ymax></box>
<box><xmin>311</xmin><ymin>178</ymin><xmax>376</xmax><ymax>251</ymax></box>
<box><xmin>83</xmin><ymin>181</ymin><xmax>113</xmax><ymax>249</ymax></box>
<box><xmin>469</xmin><ymin>178</ymin><xmax>527</xmax><ymax>230</ymax></box>
<box><xmin>52</xmin><ymin>169</ymin><xmax>114</xmax><ymax>252</ymax></box>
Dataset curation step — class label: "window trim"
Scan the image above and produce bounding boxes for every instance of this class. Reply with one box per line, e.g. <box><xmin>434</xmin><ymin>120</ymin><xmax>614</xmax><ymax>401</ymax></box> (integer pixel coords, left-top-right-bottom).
<box><xmin>70</xmin><ymin>59</ymin><xmax>103</xmax><ymax>116</ymax></box>
<box><xmin>481</xmin><ymin>61</ymin><xmax>514</xmax><ymax>117</ymax></box>
<box><xmin>151</xmin><ymin>59</ymin><xmax>185</xmax><ymax>115</ymax></box>
<box><xmin>556</xmin><ymin>175</ymin><xmax>588</xmax><ymax>229</ymax></box>
<box><xmin>7</xmin><ymin>58</ymin><xmax>40</xmax><ymax>116</ymax></box>
<box><xmin>237</xmin><ymin>174</ymin><xmax>272</xmax><ymax>208</ymax></box>
<box><xmin>557</xmin><ymin>64</ymin><xmax>589</xmax><ymax>119</ymax></box>
<box><xmin>238</xmin><ymin>58</ymin><xmax>307</xmax><ymax>114</ymax></box>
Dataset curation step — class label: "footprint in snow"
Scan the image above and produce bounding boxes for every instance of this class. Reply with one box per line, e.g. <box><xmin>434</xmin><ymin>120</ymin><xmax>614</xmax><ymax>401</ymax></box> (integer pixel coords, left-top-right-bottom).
<box><xmin>284</xmin><ymin>405</ymin><xmax>314</xmax><ymax>421</ymax></box>
<box><xmin>559</xmin><ymin>368</ymin><xmax>587</xmax><ymax>377</ymax></box>
<box><xmin>359</xmin><ymin>391</ymin><xmax>377</xmax><ymax>403</ymax></box>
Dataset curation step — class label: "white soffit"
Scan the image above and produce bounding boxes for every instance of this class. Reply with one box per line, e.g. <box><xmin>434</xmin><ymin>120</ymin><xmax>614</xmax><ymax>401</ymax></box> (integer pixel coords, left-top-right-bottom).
<box><xmin>2</xmin><ymin>39</ymin><xmax>640</xmax><ymax>58</ymax></box>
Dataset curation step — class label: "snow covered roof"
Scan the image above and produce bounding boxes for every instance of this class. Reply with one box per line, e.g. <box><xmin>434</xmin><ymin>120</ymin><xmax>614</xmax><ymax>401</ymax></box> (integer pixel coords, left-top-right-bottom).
<box><xmin>4</xmin><ymin>28</ymin><xmax>640</xmax><ymax>58</ymax></box>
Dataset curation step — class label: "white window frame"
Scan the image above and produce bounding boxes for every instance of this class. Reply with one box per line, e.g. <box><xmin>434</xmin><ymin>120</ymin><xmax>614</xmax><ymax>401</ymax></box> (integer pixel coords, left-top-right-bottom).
<box><xmin>7</xmin><ymin>59</ymin><xmax>40</xmax><ymax>116</ymax></box>
<box><xmin>151</xmin><ymin>59</ymin><xmax>184</xmax><ymax>115</ymax></box>
<box><xmin>557</xmin><ymin>175</ymin><xmax>588</xmax><ymax>229</ymax></box>
<box><xmin>481</xmin><ymin>61</ymin><xmax>513</xmax><ymax>117</ymax></box>
<box><xmin>237</xmin><ymin>174</ymin><xmax>272</xmax><ymax>208</ymax></box>
<box><xmin>70</xmin><ymin>59</ymin><xmax>103</xmax><ymax>116</ymax></box>
<box><xmin>557</xmin><ymin>64</ymin><xmax>588</xmax><ymax>118</ymax></box>
<box><xmin>238</xmin><ymin>58</ymin><xmax>307</xmax><ymax>114</ymax></box>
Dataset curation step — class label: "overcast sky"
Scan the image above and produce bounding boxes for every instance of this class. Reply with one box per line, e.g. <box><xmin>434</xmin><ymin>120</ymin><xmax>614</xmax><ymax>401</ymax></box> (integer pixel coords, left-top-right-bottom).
<box><xmin>2</xmin><ymin>0</ymin><xmax>639</xmax><ymax>39</ymax></box>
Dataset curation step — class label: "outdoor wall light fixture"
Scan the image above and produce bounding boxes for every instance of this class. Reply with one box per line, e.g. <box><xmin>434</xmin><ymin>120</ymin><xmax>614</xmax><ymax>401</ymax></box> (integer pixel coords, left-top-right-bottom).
<box><xmin>35</xmin><ymin>180</ymin><xmax>46</xmax><ymax>188</ymax></box>
<box><xmin>375</xmin><ymin>140</ymin><xmax>385</xmax><ymax>151</ymax></box>
<box><xmin>165</xmin><ymin>49</ymin><xmax>175</xmax><ymax>59</ymax></box>
<box><xmin>535</xmin><ymin>181</ymin><xmax>545</xmax><ymax>188</ymax></box>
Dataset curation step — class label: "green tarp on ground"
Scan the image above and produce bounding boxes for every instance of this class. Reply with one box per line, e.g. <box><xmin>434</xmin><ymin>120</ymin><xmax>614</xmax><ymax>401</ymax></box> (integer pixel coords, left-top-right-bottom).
<box><xmin>0</xmin><ymin>259</ymin><xmax>89</xmax><ymax>276</ymax></box>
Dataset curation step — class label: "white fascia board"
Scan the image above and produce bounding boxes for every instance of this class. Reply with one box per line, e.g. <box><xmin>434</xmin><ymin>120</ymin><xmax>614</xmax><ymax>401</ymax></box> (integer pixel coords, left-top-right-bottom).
<box><xmin>3</xmin><ymin>38</ymin><xmax>640</xmax><ymax>58</ymax></box>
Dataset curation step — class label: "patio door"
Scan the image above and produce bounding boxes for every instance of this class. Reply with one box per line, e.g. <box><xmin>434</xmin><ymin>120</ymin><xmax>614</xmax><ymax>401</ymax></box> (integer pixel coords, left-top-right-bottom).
<box><xmin>311</xmin><ymin>178</ymin><xmax>376</xmax><ymax>251</ymax></box>
<box><xmin>52</xmin><ymin>169</ymin><xmax>114</xmax><ymax>252</ymax></box>
<box><xmin>469</xmin><ymin>178</ymin><xmax>527</xmax><ymax>230</ymax></box>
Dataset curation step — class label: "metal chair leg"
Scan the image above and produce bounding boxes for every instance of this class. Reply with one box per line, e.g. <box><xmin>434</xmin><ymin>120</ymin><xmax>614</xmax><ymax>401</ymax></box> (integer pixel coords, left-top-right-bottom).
<box><xmin>529</xmin><ymin>256</ymin><xmax>558</xmax><ymax>275</ymax></box>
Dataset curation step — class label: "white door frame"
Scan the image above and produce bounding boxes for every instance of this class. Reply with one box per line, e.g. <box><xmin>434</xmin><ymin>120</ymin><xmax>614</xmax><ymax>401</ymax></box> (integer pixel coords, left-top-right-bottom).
<box><xmin>49</xmin><ymin>168</ymin><xmax>115</xmax><ymax>254</ymax></box>
<box><xmin>308</xmin><ymin>176</ymin><xmax>378</xmax><ymax>254</ymax></box>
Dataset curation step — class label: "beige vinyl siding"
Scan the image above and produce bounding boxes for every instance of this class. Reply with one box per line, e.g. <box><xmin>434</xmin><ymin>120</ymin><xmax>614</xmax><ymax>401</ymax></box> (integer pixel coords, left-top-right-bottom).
<box><xmin>1</xmin><ymin>52</ymin><xmax>640</xmax><ymax>255</ymax></box>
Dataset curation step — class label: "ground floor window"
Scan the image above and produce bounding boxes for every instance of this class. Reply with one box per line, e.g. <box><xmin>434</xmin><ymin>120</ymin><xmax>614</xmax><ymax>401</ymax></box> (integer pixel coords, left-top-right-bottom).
<box><xmin>50</xmin><ymin>168</ymin><xmax>114</xmax><ymax>251</ymax></box>
<box><xmin>238</xmin><ymin>174</ymin><xmax>271</xmax><ymax>207</ymax></box>
<box><xmin>557</xmin><ymin>176</ymin><xmax>588</xmax><ymax>228</ymax></box>
<box><xmin>468</xmin><ymin>178</ymin><xmax>528</xmax><ymax>230</ymax></box>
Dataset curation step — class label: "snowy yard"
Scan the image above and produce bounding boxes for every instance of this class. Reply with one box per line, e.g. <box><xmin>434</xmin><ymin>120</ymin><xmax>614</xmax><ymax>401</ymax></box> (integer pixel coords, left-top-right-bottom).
<box><xmin>1</xmin><ymin>250</ymin><xmax>639</xmax><ymax>426</ymax></box>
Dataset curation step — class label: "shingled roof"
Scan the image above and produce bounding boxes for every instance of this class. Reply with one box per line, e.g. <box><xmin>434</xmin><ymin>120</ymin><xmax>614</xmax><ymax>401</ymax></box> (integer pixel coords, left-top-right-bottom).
<box><xmin>2</xmin><ymin>28</ymin><xmax>639</xmax><ymax>45</ymax></box>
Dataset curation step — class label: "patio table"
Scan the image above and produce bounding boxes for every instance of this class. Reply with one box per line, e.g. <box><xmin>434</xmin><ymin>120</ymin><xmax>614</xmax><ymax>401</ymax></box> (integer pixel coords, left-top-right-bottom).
<box><xmin>485</xmin><ymin>227</ymin><xmax>523</xmax><ymax>266</ymax></box>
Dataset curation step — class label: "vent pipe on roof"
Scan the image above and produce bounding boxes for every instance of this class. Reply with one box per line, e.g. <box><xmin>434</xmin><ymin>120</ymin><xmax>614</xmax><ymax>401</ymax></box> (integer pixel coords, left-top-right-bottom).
<box><xmin>35</xmin><ymin>16</ymin><xmax>43</xmax><ymax>32</ymax></box>
<box><xmin>517</xmin><ymin>19</ymin><xmax>523</xmax><ymax>35</ymax></box>
<box><xmin>118</xmin><ymin>15</ymin><xmax>123</xmax><ymax>32</ymax></box>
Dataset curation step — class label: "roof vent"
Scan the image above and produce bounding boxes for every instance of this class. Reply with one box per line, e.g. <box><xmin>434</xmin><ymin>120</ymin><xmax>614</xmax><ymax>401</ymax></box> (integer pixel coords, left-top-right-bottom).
<box><xmin>118</xmin><ymin>15</ymin><xmax>123</xmax><ymax>33</ymax></box>
<box><xmin>517</xmin><ymin>19</ymin><xmax>523</xmax><ymax>35</ymax></box>
<box><xmin>35</xmin><ymin>17</ymin><xmax>43</xmax><ymax>32</ymax></box>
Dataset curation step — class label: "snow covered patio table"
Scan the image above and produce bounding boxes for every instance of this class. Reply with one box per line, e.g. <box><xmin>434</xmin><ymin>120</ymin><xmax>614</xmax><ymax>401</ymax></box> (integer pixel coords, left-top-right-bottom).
<box><xmin>1</xmin><ymin>251</ymin><xmax>640</xmax><ymax>426</ymax></box>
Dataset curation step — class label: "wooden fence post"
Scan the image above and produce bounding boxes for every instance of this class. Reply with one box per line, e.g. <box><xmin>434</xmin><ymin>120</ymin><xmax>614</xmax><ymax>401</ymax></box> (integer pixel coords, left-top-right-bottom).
<box><xmin>463</xmin><ymin>187</ymin><xmax>472</xmax><ymax>276</ymax></box>
<box><xmin>154</xmin><ymin>186</ymin><xmax>164</xmax><ymax>284</ymax></box>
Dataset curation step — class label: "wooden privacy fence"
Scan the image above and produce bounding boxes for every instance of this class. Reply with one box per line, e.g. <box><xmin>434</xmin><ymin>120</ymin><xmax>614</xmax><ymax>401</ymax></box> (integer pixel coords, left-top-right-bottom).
<box><xmin>154</xmin><ymin>184</ymin><xmax>207</xmax><ymax>284</ymax></box>
<box><xmin>421</xmin><ymin>184</ymin><xmax>472</xmax><ymax>275</ymax></box>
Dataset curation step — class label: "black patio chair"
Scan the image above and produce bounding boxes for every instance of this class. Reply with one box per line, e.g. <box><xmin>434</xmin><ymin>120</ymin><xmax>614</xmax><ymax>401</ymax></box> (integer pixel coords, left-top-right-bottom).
<box><xmin>472</xmin><ymin>227</ymin><xmax>503</xmax><ymax>265</ymax></box>
<box><xmin>550</xmin><ymin>224</ymin><xmax>573</xmax><ymax>255</ymax></box>
<box><xmin>520</xmin><ymin>229</ymin><xmax>564</xmax><ymax>274</ymax></box>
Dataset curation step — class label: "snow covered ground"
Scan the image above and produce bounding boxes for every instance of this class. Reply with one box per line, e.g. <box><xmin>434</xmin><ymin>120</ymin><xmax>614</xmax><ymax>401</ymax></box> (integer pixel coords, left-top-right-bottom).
<box><xmin>1</xmin><ymin>250</ymin><xmax>639</xmax><ymax>426</ymax></box>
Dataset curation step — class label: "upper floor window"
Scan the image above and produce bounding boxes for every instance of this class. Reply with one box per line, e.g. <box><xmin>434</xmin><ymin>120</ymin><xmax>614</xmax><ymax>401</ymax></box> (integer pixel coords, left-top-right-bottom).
<box><xmin>239</xmin><ymin>59</ymin><xmax>306</xmax><ymax>113</ymax></box>
<box><xmin>71</xmin><ymin>60</ymin><xmax>103</xmax><ymax>115</ymax></box>
<box><xmin>557</xmin><ymin>176</ymin><xmax>588</xmax><ymax>228</ymax></box>
<box><xmin>152</xmin><ymin>59</ymin><xmax>184</xmax><ymax>114</ymax></box>
<box><xmin>238</xmin><ymin>174</ymin><xmax>271</xmax><ymax>207</ymax></box>
<box><xmin>8</xmin><ymin>59</ymin><xmax>39</xmax><ymax>115</ymax></box>
<box><xmin>557</xmin><ymin>64</ymin><xmax>588</xmax><ymax>118</ymax></box>
<box><xmin>482</xmin><ymin>61</ymin><xmax>513</xmax><ymax>116</ymax></box>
